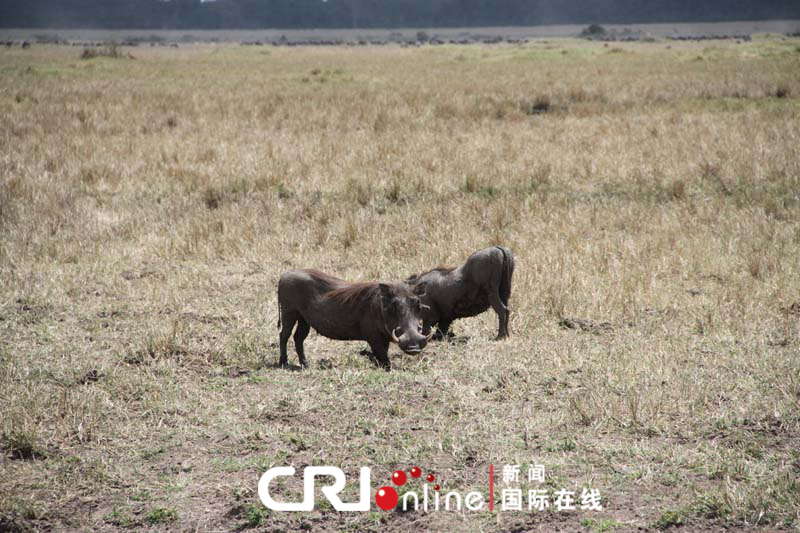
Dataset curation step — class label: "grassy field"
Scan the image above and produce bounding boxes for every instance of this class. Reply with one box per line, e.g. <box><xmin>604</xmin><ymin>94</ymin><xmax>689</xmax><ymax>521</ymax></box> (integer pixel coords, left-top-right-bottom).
<box><xmin>1</xmin><ymin>35</ymin><xmax>799</xmax><ymax>532</ymax></box>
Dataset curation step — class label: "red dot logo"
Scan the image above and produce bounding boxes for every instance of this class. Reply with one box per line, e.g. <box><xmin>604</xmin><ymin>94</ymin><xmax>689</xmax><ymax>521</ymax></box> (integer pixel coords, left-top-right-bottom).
<box><xmin>392</xmin><ymin>470</ymin><xmax>407</xmax><ymax>486</ymax></box>
<box><xmin>426</xmin><ymin>474</ymin><xmax>435</xmax><ymax>482</ymax></box>
<box><xmin>410</xmin><ymin>467</ymin><xmax>421</xmax><ymax>478</ymax></box>
<box><xmin>375</xmin><ymin>486</ymin><xmax>398</xmax><ymax>511</ymax></box>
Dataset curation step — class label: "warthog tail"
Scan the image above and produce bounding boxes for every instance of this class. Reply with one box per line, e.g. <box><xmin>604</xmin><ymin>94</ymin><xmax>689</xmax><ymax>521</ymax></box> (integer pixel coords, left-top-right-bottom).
<box><xmin>277</xmin><ymin>299</ymin><xmax>282</xmax><ymax>330</ymax></box>
<box><xmin>497</xmin><ymin>246</ymin><xmax>514</xmax><ymax>307</ymax></box>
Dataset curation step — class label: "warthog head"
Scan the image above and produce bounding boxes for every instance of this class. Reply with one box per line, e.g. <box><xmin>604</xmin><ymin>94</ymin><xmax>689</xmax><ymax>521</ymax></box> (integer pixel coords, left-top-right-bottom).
<box><xmin>380</xmin><ymin>282</ymin><xmax>433</xmax><ymax>355</ymax></box>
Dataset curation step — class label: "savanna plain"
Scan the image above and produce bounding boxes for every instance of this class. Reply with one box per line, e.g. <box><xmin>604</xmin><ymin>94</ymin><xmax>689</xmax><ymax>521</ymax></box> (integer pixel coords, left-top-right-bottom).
<box><xmin>1</xmin><ymin>34</ymin><xmax>800</xmax><ymax>532</ymax></box>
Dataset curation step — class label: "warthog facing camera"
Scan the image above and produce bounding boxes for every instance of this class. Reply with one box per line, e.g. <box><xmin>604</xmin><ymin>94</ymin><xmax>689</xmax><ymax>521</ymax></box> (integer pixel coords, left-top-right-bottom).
<box><xmin>277</xmin><ymin>269</ymin><xmax>433</xmax><ymax>370</ymax></box>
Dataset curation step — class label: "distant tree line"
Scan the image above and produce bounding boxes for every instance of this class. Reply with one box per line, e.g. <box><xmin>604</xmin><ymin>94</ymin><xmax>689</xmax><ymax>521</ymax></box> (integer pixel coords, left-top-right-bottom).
<box><xmin>1</xmin><ymin>0</ymin><xmax>798</xmax><ymax>29</ymax></box>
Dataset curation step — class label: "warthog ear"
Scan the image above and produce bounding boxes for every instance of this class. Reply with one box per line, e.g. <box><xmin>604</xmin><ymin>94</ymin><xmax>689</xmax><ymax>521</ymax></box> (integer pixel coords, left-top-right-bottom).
<box><xmin>379</xmin><ymin>283</ymin><xmax>394</xmax><ymax>308</ymax></box>
<box><xmin>413</xmin><ymin>281</ymin><xmax>428</xmax><ymax>296</ymax></box>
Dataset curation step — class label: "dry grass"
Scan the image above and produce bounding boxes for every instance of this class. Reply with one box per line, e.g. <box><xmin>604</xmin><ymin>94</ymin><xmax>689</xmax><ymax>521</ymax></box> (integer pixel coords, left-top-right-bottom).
<box><xmin>1</xmin><ymin>37</ymin><xmax>799</xmax><ymax>531</ymax></box>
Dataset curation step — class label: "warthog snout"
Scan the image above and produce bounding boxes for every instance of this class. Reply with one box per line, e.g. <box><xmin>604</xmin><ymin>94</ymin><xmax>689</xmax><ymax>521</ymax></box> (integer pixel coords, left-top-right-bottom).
<box><xmin>391</xmin><ymin>325</ymin><xmax>433</xmax><ymax>355</ymax></box>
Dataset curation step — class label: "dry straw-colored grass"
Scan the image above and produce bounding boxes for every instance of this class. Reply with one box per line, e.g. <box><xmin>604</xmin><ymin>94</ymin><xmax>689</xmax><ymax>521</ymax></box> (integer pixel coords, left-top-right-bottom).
<box><xmin>1</xmin><ymin>36</ymin><xmax>799</xmax><ymax>531</ymax></box>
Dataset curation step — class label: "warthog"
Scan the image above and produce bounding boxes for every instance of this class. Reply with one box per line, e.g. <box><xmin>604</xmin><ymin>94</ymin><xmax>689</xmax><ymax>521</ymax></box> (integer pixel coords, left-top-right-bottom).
<box><xmin>277</xmin><ymin>269</ymin><xmax>433</xmax><ymax>370</ymax></box>
<box><xmin>406</xmin><ymin>246</ymin><xmax>514</xmax><ymax>340</ymax></box>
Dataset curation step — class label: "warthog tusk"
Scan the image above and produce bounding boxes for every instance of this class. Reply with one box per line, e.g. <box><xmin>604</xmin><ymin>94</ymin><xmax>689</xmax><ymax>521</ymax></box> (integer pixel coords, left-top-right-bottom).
<box><xmin>424</xmin><ymin>327</ymin><xmax>435</xmax><ymax>341</ymax></box>
<box><xmin>390</xmin><ymin>327</ymin><xmax>401</xmax><ymax>343</ymax></box>
<box><xmin>420</xmin><ymin>303</ymin><xmax>431</xmax><ymax>310</ymax></box>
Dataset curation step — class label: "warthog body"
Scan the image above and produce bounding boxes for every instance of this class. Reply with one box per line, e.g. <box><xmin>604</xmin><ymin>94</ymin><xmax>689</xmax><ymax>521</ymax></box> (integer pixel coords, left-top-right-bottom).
<box><xmin>277</xmin><ymin>269</ymin><xmax>432</xmax><ymax>370</ymax></box>
<box><xmin>406</xmin><ymin>246</ymin><xmax>514</xmax><ymax>339</ymax></box>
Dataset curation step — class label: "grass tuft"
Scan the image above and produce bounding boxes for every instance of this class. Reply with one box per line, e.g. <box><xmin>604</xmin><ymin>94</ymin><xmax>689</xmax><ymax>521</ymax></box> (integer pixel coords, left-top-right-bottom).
<box><xmin>144</xmin><ymin>507</ymin><xmax>178</xmax><ymax>525</ymax></box>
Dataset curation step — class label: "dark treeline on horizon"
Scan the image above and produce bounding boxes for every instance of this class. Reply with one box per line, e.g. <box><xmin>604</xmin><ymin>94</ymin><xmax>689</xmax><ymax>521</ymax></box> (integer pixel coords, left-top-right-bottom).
<box><xmin>1</xmin><ymin>0</ymin><xmax>799</xmax><ymax>30</ymax></box>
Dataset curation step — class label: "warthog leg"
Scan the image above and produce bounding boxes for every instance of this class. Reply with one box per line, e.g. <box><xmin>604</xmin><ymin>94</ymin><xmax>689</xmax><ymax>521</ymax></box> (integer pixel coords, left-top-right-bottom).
<box><xmin>368</xmin><ymin>338</ymin><xmax>391</xmax><ymax>371</ymax></box>
<box><xmin>293</xmin><ymin>318</ymin><xmax>310</xmax><ymax>368</ymax></box>
<box><xmin>433</xmin><ymin>319</ymin><xmax>453</xmax><ymax>341</ymax></box>
<box><xmin>488</xmin><ymin>291</ymin><xmax>510</xmax><ymax>339</ymax></box>
<box><xmin>279</xmin><ymin>310</ymin><xmax>299</xmax><ymax>367</ymax></box>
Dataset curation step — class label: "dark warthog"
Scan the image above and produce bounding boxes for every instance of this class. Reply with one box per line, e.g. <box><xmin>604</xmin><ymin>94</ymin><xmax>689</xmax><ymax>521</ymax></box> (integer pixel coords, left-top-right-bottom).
<box><xmin>277</xmin><ymin>269</ymin><xmax>433</xmax><ymax>370</ymax></box>
<box><xmin>406</xmin><ymin>246</ymin><xmax>514</xmax><ymax>340</ymax></box>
